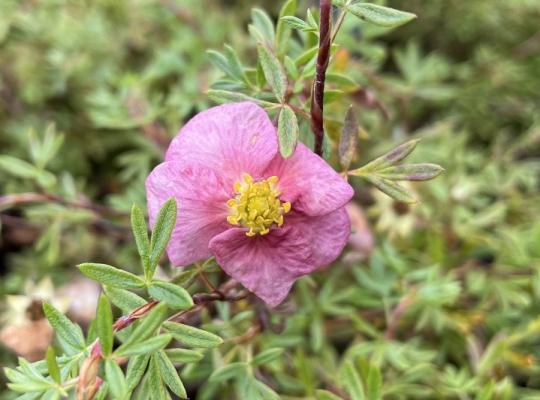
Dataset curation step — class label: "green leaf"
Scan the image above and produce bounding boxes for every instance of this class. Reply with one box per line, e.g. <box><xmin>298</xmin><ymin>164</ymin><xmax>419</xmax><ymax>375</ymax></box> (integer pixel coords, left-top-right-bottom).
<box><xmin>156</xmin><ymin>350</ymin><xmax>187</xmax><ymax>398</ymax></box>
<box><xmin>116</xmin><ymin>334</ymin><xmax>172</xmax><ymax>357</ymax></box>
<box><xmin>207</xmin><ymin>89</ymin><xmax>277</xmax><ymax>108</ymax></box>
<box><xmin>208</xmin><ymin>362</ymin><xmax>247</xmax><ymax>382</ymax></box>
<box><xmin>149</xmin><ymin>198</ymin><xmax>177</xmax><ymax>272</ymax></box>
<box><xmin>42</xmin><ymin>303</ymin><xmax>85</xmax><ymax>353</ymax></box>
<box><xmin>339</xmin><ymin>106</ymin><xmax>359</xmax><ymax>170</ymax></box>
<box><xmin>224</xmin><ymin>45</ymin><xmax>247</xmax><ymax>83</ymax></box>
<box><xmin>165</xmin><ymin>348</ymin><xmax>204</xmax><ymax>364</ymax></box>
<box><xmin>276</xmin><ymin>0</ymin><xmax>297</xmax><ymax>55</ymax></box>
<box><xmin>148</xmin><ymin>280</ymin><xmax>193</xmax><ymax>310</ymax></box>
<box><xmin>277</xmin><ymin>106</ymin><xmax>299</xmax><ymax>158</ymax></box>
<box><xmin>377</xmin><ymin>163</ymin><xmax>444</xmax><ymax>181</ymax></box>
<box><xmin>104</xmin><ymin>286</ymin><xmax>147</xmax><ymax>313</ymax></box>
<box><xmin>116</xmin><ymin>303</ymin><xmax>168</xmax><ymax>352</ymax></box>
<box><xmin>251</xmin><ymin>8</ymin><xmax>275</xmax><ymax>44</ymax></box>
<box><xmin>257</xmin><ymin>44</ymin><xmax>287</xmax><ymax>103</ymax></box>
<box><xmin>148</xmin><ymin>355</ymin><xmax>168</xmax><ymax>400</ymax></box>
<box><xmin>78</xmin><ymin>263</ymin><xmax>145</xmax><ymax>289</ymax></box>
<box><xmin>306</xmin><ymin>8</ymin><xmax>319</xmax><ymax>29</ymax></box>
<box><xmin>0</xmin><ymin>155</ymin><xmax>57</xmax><ymax>188</ymax></box>
<box><xmin>349</xmin><ymin>139</ymin><xmax>420</xmax><ymax>175</ymax></box>
<box><xmin>280</xmin><ymin>16</ymin><xmax>315</xmax><ymax>32</ymax></box>
<box><xmin>284</xmin><ymin>55</ymin><xmax>299</xmax><ymax>79</ymax></box>
<box><xmin>342</xmin><ymin>361</ymin><xmax>365</xmax><ymax>400</ymax></box>
<box><xmin>126</xmin><ymin>354</ymin><xmax>151</xmax><ymax>391</ymax></box>
<box><xmin>251</xmin><ymin>348</ymin><xmax>284</xmax><ymax>366</ymax></box>
<box><xmin>316</xmin><ymin>389</ymin><xmax>345</xmax><ymax>400</ymax></box>
<box><xmin>366</xmin><ymin>365</ymin><xmax>382</xmax><ymax>400</ymax></box>
<box><xmin>0</xmin><ymin>155</ymin><xmax>40</xmax><ymax>179</ymax></box>
<box><xmin>105</xmin><ymin>359</ymin><xmax>128</xmax><ymax>400</ymax></box>
<box><xmin>131</xmin><ymin>204</ymin><xmax>151</xmax><ymax>279</ymax></box>
<box><xmin>45</xmin><ymin>347</ymin><xmax>60</xmax><ymax>384</ymax></box>
<box><xmin>347</xmin><ymin>3</ymin><xmax>416</xmax><ymax>27</ymax></box>
<box><xmin>253</xmin><ymin>379</ymin><xmax>280</xmax><ymax>400</ymax></box>
<box><xmin>163</xmin><ymin>321</ymin><xmax>223</xmax><ymax>348</ymax></box>
<box><xmin>96</xmin><ymin>295</ymin><xmax>113</xmax><ymax>356</ymax></box>
<box><xmin>207</xmin><ymin>47</ymin><xmax>247</xmax><ymax>84</ymax></box>
<box><xmin>362</xmin><ymin>174</ymin><xmax>417</xmax><ymax>204</ymax></box>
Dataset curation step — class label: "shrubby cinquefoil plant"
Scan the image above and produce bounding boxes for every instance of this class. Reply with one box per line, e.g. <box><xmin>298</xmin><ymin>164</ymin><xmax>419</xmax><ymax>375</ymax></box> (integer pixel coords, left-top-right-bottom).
<box><xmin>3</xmin><ymin>1</ymin><xmax>446</xmax><ymax>399</ymax></box>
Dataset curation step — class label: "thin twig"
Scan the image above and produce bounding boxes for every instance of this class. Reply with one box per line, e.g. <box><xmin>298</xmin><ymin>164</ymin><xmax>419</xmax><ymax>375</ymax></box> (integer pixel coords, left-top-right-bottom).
<box><xmin>0</xmin><ymin>192</ymin><xmax>126</xmax><ymax>217</ymax></box>
<box><xmin>331</xmin><ymin>7</ymin><xmax>347</xmax><ymax>44</ymax></box>
<box><xmin>195</xmin><ymin>261</ymin><xmax>221</xmax><ymax>295</ymax></box>
<box><xmin>310</xmin><ymin>0</ymin><xmax>332</xmax><ymax>156</ymax></box>
<box><xmin>384</xmin><ymin>294</ymin><xmax>415</xmax><ymax>339</ymax></box>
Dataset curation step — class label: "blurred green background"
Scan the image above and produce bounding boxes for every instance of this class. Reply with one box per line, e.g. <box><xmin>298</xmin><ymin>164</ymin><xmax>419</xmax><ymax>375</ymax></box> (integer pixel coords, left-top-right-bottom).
<box><xmin>1</xmin><ymin>0</ymin><xmax>540</xmax><ymax>398</ymax></box>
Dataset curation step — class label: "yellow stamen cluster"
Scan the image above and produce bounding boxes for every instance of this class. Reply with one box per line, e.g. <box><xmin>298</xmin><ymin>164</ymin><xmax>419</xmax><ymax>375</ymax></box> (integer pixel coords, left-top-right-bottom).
<box><xmin>227</xmin><ymin>173</ymin><xmax>291</xmax><ymax>237</ymax></box>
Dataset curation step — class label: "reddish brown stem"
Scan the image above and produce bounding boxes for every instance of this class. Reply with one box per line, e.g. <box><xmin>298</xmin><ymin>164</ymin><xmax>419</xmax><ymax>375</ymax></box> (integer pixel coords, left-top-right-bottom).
<box><xmin>384</xmin><ymin>295</ymin><xmax>415</xmax><ymax>339</ymax></box>
<box><xmin>310</xmin><ymin>0</ymin><xmax>332</xmax><ymax>156</ymax></box>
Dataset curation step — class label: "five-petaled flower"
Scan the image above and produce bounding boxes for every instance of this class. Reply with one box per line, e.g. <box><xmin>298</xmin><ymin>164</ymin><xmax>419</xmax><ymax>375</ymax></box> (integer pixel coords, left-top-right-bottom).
<box><xmin>146</xmin><ymin>102</ymin><xmax>353</xmax><ymax>306</ymax></box>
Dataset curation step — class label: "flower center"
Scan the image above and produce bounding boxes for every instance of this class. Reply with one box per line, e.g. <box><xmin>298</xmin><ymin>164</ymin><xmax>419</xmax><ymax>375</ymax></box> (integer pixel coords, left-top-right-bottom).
<box><xmin>227</xmin><ymin>173</ymin><xmax>291</xmax><ymax>237</ymax></box>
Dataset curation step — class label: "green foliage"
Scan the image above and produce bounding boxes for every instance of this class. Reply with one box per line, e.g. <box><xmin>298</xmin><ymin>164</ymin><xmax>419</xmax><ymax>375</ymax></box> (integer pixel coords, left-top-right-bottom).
<box><xmin>2</xmin><ymin>0</ymin><xmax>540</xmax><ymax>399</ymax></box>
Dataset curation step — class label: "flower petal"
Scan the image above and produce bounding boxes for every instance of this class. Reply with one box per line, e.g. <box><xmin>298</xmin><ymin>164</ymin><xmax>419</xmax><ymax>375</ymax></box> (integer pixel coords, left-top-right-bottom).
<box><xmin>146</xmin><ymin>162</ymin><xmax>231</xmax><ymax>267</ymax></box>
<box><xmin>264</xmin><ymin>142</ymin><xmax>354</xmax><ymax>216</ymax></box>
<box><xmin>208</xmin><ymin>226</ymin><xmax>313</xmax><ymax>307</ymax></box>
<box><xmin>290</xmin><ymin>207</ymin><xmax>351</xmax><ymax>268</ymax></box>
<box><xmin>166</xmin><ymin>102</ymin><xmax>278</xmax><ymax>185</ymax></box>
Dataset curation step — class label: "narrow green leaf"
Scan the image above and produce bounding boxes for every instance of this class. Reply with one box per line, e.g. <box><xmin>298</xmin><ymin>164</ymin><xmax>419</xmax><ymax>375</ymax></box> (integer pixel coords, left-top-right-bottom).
<box><xmin>148</xmin><ymin>355</ymin><xmax>168</xmax><ymax>400</ymax></box>
<box><xmin>0</xmin><ymin>155</ymin><xmax>40</xmax><ymax>179</ymax></box>
<box><xmin>342</xmin><ymin>361</ymin><xmax>366</xmax><ymax>400</ymax></box>
<box><xmin>223</xmin><ymin>45</ymin><xmax>247</xmax><ymax>83</ymax></box>
<box><xmin>149</xmin><ymin>198</ymin><xmax>177</xmax><ymax>272</ymax></box>
<box><xmin>104</xmin><ymin>286</ymin><xmax>147</xmax><ymax>313</ymax></box>
<box><xmin>207</xmin><ymin>47</ymin><xmax>246</xmax><ymax>84</ymax></box>
<box><xmin>276</xmin><ymin>0</ymin><xmax>297</xmax><ymax>55</ymax></box>
<box><xmin>347</xmin><ymin>3</ymin><xmax>416</xmax><ymax>28</ymax></box>
<box><xmin>116</xmin><ymin>303</ymin><xmax>168</xmax><ymax>352</ymax></box>
<box><xmin>208</xmin><ymin>362</ymin><xmax>247</xmax><ymax>382</ymax></box>
<box><xmin>367</xmin><ymin>365</ymin><xmax>382</xmax><ymax>400</ymax></box>
<box><xmin>105</xmin><ymin>360</ymin><xmax>128</xmax><ymax>400</ymax></box>
<box><xmin>165</xmin><ymin>348</ymin><xmax>204</xmax><ymax>364</ymax></box>
<box><xmin>251</xmin><ymin>348</ymin><xmax>284</xmax><ymax>366</ymax></box>
<box><xmin>333</xmin><ymin>0</ymin><xmax>350</xmax><ymax>7</ymax></box>
<box><xmin>42</xmin><ymin>303</ymin><xmax>85</xmax><ymax>353</ymax></box>
<box><xmin>45</xmin><ymin>347</ymin><xmax>60</xmax><ymax>384</ymax></box>
<box><xmin>156</xmin><ymin>350</ymin><xmax>187</xmax><ymax>398</ymax></box>
<box><xmin>277</xmin><ymin>106</ymin><xmax>299</xmax><ymax>158</ymax></box>
<box><xmin>207</xmin><ymin>89</ymin><xmax>277</xmax><ymax>108</ymax></box>
<box><xmin>306</xmin><ymin>8</ymin><xmax>319</xmax><ymax>29</ymax></box>
<box><xmin>163</xmin><ymin>321</ymin><xmax>223</xmax><ymax>348</ymax></box>
<box><xmin>96</xmin><ymin>295</ymin><xmax>113</xmax><ymax>356</ymax></box>
<box><xmin>362</xmin><ymin>174</ymin><xmax>417</xmax><ymax>204</ymax></box>
<box><xmin>78</xmin><ymin>263</ymin><xmax>145</xmax><ymax>289</ymax></box>
<box><xmin>131</xmin><ymin>204</ymin><xmax>151</xmax><ymax>278</ymax></box>
<box><xmin>316</xmin><ymin>389</ymin><xmax>345</xmax><ymax>400</ymax></box>
<box><xmin>148</xmin><ymin>280</ymin><xmax>194</xmax><ymax>310</ymax></box>
<box><xmin>251</xmin><ymin>8</ymin><xmax>275</xmax><ymax>44</ymax></box>
<box><xmin>116</xmin><ymin>334</ymin><xmax>172</xmax><ymax>357</ymax></box>
<box><xmin>349</xmin><ymin>139</ymin><xmax>420</xmax><ymax>174</ymax></box>
<box><xmin>126</xmin><ymin>354</ymin><xmax>150</xmax><ymax>391</ymax></box>
<box><xmin>339</xmin><ymin>106</ymin><xmax>359</xmax><ymax>170</ymax></box>
<box><xmin>42</xmin><ymin>388</ymin><xmax>61</xmax><ymax>400</ymax></box>
<box><xmin>207</xmin><ymin>50</ymin><xmax>234</xmax><ymax>79</ymax></box>
<box><xmin>280</xmin><ymin>16</ymin><xmax>315</xmax><ymax>32</ymax></box>
<box><xmin>7</xmin><ymin>381</ymin><xmax>52</xmax><ymax>393</ymax></box>
<box><xmin>93</xmin><ymin>382</ymin><xmax>109</xmax><ymax>400</ymax></box>
<box><xmin>284</xmin><ymin>55</ymin><xmax>299</xmax><ymax>79</ymax></box>
<box><xmin>253</xmin><ymin>379</ymin><xmax>280</xmax><ymax>400</ymax></box>
<box><xmin>257</xmin><ymin>44</ymin><xmax>287</xmax><ymax>103</ymax></box>
<box><xmin>377</xmin><ymin>163</ymin><xmax>444</xmax><ymax>181</ymax></box>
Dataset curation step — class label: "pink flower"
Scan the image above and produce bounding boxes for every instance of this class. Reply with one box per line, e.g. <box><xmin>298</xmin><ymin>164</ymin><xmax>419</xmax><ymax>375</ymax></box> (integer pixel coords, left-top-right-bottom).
<box><xmin>146</xmin><ymin>102</ymin><xmax>353</xmax><ymax>306</ymax></box>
